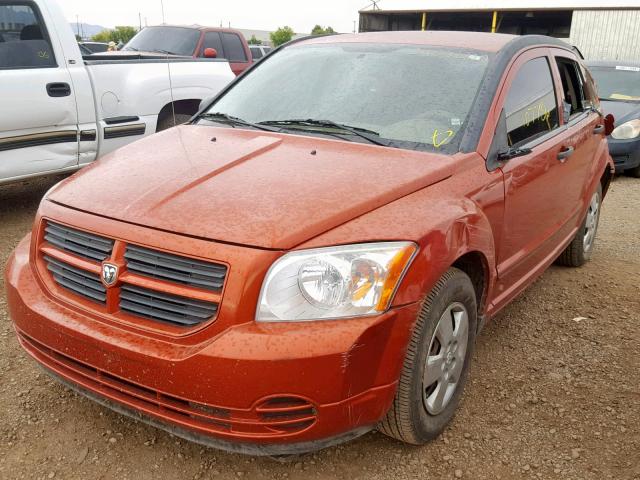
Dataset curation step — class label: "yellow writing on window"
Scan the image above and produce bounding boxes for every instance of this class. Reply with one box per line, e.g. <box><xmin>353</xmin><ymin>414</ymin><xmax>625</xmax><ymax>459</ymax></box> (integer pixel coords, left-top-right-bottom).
<box><xmin>432</xmin><ymin>129</ymin><xmax>454</xmax><ymax>148</ymax></box>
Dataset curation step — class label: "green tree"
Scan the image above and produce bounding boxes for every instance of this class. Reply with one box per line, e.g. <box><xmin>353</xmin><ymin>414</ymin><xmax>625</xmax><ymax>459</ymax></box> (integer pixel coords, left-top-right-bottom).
<box><xmin>270</xmin><ymin>26</ymin><xmax>294</xmax><ymax>47</ymax></box>
<box><xmin>91</xmin><ymin>26</ymin><xmax>138</xmax><ymax>44</ymax></box>
<box><xmin>248</xmin><ymin>34</ymin><xmax>262</xmax><ymax>45</ymax></box>
<box><xmin>311</xmin><ymin>25</ymin><xmax>336</xmax><ymax>35</ymax></box>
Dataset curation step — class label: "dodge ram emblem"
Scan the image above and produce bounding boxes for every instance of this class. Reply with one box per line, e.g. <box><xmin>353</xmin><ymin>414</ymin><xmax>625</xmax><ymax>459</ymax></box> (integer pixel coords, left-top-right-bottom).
<box><xmin>102</xmin><ymin>263</ymin><xmax>119</xmax><ymax>286</ymax></box>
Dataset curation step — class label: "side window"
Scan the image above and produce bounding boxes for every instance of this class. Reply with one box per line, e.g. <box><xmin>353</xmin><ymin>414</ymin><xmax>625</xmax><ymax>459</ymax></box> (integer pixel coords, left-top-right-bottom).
<box><xmin>221</xmin><ymin>33</ymin><xmax>247</xmax><ymax>62</ymax></box>
<box><xmin>201</xmin><ymin>31</ymin><xmax>223</xmax><ymax>57</ymax></box>
<box><xmin>556</xmin><ymin>58</ymin><xmax>588</xmax><ymax>119</ymax></box>
<box><xmin>250</xmin><ymin>46</ymin><xmax>263</xmax><ymax>60</ymax></box>
<box><xmin>504</xmin><ymin>57</ymin><xmax>559</xmax><ymax>146</ymax></box>
<box><xmin>0</xmin><ymin>2</ymin><xmax>56</xmax><ymax>69</ymax></box>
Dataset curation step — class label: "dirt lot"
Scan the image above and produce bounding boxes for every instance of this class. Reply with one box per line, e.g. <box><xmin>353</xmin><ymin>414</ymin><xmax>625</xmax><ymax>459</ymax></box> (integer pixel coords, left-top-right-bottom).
<box><xmin>0</xmin><ymin>174</ymin><xmax>638</xmax><ymax>480</ymax></box>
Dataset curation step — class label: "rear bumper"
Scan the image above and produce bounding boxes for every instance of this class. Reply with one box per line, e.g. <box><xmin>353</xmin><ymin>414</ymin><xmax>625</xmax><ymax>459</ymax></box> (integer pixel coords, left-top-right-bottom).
<box><xmin>608</xmin><ymin>137</ymin><xmax>640</xmax><ymax>171</ymax></box>
<box><xmin>6</xmin><ymin>235</ymin><xmax>419</xmax><ymax>454</ymax></box>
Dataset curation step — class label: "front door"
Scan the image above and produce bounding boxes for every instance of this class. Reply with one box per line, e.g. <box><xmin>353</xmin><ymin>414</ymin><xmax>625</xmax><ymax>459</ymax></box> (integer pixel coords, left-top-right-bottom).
<box><xmin>492</xmin><ymin>50</ymin><xmax>576</xmax><ymax>308</ymax></box>
<box><xmin>0</xmin><ymin>1</ymin><xmax>79</xmax><ymax>182</ymax></box>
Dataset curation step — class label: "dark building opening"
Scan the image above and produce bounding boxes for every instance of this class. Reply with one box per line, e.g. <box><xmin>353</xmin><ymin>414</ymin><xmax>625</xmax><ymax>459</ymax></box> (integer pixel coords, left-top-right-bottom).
<box><xmin>360</xmin><ymin>10</ymin><xmax>574</xmax><ymax>38</ymax></box>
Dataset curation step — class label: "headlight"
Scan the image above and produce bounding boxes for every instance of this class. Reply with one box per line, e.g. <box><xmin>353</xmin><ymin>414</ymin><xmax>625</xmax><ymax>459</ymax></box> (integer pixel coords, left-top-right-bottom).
<box><xmin>611</xmin><ymin>119</ymin><xmax>640</xmax><ymax>139</ymax></box>
<box><xmin>256</xmin><ymin>242</ymin><xmax>418</xmax><ymax>322</ymax></box>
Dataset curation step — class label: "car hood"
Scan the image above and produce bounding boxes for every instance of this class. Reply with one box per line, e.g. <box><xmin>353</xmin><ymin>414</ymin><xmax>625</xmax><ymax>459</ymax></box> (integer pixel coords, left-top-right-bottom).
<box><xmin>49</xmin><ymin>126</ymin><xmax>455</xmax><ymax>249</ymax></box>
<box><xmin>600</xmin><ymin>99</ymin><xmax>640</xmax><ymax>126</ymax></box>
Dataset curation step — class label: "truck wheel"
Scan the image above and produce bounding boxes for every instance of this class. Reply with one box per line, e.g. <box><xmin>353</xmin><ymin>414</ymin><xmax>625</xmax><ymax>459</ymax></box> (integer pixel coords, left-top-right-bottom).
<box><xmin>555</xmin><ymin>184</ymin><xmax>602</xmax><ymax>267</ymax></box>
<box><xmin>378</xmin><ymin>267</ymin><xmax>477</xmax><ymax>444</ymax></box>
<box><xmin>625</xmin><ymin>164</ymin><xmax>640</xmax><ymax>178</ymax></box>
<box><xmin>156</xmin><ymin>113</ymin><xmax>193</xmax><ymax>132</ymax></box>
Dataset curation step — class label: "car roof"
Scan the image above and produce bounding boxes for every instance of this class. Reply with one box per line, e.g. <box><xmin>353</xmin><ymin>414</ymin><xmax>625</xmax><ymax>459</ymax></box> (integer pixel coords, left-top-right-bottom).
<box><xmin>297</xmin><ymin>31</ymin><xmax>523</xmax><ymax>53</ymax></box>
<box><xmin>586</xmin><ymin>60</ymin><xmax>640</xmax><ymax>68</ymax></box>
<box><xmin>145</xmin><ymin>24</ymin><xmax>244</xmax><ymax>34</ymax></box>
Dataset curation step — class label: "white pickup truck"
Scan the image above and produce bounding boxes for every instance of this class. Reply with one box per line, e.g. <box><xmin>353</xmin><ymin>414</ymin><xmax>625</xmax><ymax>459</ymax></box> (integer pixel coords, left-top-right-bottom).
<box><xmin>0</xmin><ymin>0</ymin><xmax>236</xmax><ymax>185</ymax></box>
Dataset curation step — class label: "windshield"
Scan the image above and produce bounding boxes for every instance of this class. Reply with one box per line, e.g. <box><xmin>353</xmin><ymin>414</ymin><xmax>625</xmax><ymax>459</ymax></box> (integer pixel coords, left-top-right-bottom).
<box><xmin>590</xmin><ymin>65</ymin><xmax>640</xmax><ymax>102</ymax></box>
<box><xmin>123</xmin><ymin>26</ymin><xmax>199</xmax><ymax>56</ymax></box>
<box><xmin>202</xmin><ymin>43</ymin><xmax>489</xmax><ymax>152</ymax></box>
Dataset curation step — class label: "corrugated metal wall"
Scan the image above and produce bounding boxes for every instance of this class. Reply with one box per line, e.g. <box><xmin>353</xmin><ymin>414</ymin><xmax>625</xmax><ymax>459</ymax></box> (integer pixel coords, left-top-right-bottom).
<box><xmin>570</xmin><ymin>10</ymin><xmax>640</xmax><ymax>62</ymax></box>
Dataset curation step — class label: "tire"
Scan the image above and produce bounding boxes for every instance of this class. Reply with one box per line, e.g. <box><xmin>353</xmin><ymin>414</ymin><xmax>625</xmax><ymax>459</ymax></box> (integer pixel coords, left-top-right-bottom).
<box><xmin>625</xmin><ymin>164</ymin><xmax>640</xmax><ymax>178</ymax></box>
<box><xmin>156</xmin><ymin>113</ymin><xmax>193</xmax><ymax>132</ymax></box>
<box><xmin>555</xmin><ymin>184</ymin><xmax>603</xmax><ymax>267</ymax></box>
<box><xmin>378</xmin><ymin>267</ymin><xmax>477</xmax><ymax>444</ymax></box>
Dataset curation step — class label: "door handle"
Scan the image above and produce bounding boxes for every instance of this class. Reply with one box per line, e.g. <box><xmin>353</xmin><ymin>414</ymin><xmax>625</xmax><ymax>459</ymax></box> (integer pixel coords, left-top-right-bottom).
<box><xmin>593</xmin><ymin>124</ymin><xmax>605</xmax><ymax>134</ymax></box>
<box><xmin>557</xmin><ymin>146</ymin><xmax>574</xmax><ymax>162</ymax></box>
<box><xmin>46</xmin><ymin>82</ymin><xmax>71</xmax><ymax>97</ymax></box>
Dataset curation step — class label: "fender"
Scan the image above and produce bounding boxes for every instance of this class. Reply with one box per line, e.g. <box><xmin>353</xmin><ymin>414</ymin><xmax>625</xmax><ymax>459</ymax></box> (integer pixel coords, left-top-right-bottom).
<box><xmin>300</xmin><ymin>155</ymin><xmax>502</xmax><ymax>316</ymax></box>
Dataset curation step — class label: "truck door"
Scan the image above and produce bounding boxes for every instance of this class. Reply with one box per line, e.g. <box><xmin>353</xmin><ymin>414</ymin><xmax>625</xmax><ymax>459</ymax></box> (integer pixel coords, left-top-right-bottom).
<box><xmin>0</xmin><ymin>1</ymin><xmax>79</xmax><ymax>183</ymax></box>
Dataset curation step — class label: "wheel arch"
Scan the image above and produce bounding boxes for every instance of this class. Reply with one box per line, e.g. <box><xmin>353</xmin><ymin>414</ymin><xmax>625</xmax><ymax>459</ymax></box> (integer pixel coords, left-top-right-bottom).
<box><xmin>156</xmin><ymin>99</ymin><xmax>202</xmax><ymax>131</ymax></box>
<box><xmin>600</xmin><ymin>162</ymin><xmax>614</xmax><ymax>198</ymax></box>
<box><xmin>393</xmin><ymin>198</ymin><xmax>498</xmax><ymax>323</ymax></box>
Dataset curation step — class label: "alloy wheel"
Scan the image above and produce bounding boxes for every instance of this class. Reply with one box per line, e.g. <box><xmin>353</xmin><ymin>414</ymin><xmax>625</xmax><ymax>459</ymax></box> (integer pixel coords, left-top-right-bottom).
<box><xmin>583</xmin><ymin>190</ymin><xmax>601</xmax><ymax>253</ymax></box>
<box><xmin>423</xmin><ymin>302</ymin><xmax>469</xmax><ymax>415</ymax></box>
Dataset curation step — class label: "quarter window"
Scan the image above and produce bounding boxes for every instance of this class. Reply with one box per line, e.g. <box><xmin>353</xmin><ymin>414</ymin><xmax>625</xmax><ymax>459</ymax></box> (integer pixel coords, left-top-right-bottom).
<box><xmin>0</xmin><ymin>2</ymin><xmax>56</xmax><ymax>69</ymax></box>
<box><xmin>504</xmin><ymin>57</ymin><xmax>559</xmax><ymax>146</ymax></box>
<box><xmin>221</xmin><ymin>33</ymin><xmax>247</xmax><ymax>62</ymax></box>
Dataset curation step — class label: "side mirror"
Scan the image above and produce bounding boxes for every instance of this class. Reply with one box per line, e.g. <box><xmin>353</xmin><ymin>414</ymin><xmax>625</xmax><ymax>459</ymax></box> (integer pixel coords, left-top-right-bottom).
<box><xmin>604</xmin><ymin>113</ymin><xmax>615</xmax><ymax>136</ymax></box>
<box><xmin>204</xmin><ymin>48</ymin><xmax>217</xmax><ymax>59</ymax></box>
<box><xmin>487</xmin><ymin>109</ymin><xmax>510</xmax><ymax>171</ymax></box>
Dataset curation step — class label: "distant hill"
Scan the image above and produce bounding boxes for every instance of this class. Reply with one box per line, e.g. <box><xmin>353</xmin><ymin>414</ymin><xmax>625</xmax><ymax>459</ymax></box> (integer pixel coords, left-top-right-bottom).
<box><xmin>69</xmin><ymin>22</ymin><xmax>108</xmax><ymax>40</ymax></box>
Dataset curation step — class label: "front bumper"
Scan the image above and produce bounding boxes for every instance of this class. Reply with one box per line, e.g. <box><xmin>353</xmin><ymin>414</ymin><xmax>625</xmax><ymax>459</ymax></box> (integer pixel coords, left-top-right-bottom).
<box><xmin>608</xmin><ymin>136</ymin><xmax>640</xmax><ymax>171</ymax></box>
<box><xmin>5</xmin><ymin>235</ymin><xmax>419</xmax><ymax>455</ymax></box>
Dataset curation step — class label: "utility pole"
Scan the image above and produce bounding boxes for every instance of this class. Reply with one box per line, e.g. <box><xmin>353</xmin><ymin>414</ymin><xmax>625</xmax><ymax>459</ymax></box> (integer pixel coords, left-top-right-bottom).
<box><xmin>76</xmin><ymin>15</ymin><xmax>80</xmax><ymax>38</ymax></box>
<box><xmin>138</xmin><ymin>12</ymin><xmax>142</xmax><ymax>31</ymax></box>
<box><xmin>160</xmin><ymin>0</ymin><xmax>166</xmax><ymax>24</ymax></box>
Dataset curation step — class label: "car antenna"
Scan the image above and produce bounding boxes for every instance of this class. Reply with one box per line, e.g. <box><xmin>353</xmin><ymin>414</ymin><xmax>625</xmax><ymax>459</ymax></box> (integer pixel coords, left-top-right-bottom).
<box><xmin>159</xmin><ymin>0</ymin><xmax>177</xmax><ymax>126</ymax></box>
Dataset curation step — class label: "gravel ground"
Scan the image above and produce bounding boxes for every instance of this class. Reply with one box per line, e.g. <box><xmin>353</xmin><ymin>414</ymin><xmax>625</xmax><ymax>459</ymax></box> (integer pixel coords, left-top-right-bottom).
<box><xmin>0</xmin><ymin>174</ymin><xmax>638</xmax><ymax>480</ymax></box>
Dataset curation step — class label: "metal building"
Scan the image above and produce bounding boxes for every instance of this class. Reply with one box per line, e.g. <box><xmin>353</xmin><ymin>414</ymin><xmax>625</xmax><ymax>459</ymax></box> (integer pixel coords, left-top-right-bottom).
<box><xmin>359</xmin><ymin>1</ymin><xmax>640</xmax><ymax>61</ymax></box>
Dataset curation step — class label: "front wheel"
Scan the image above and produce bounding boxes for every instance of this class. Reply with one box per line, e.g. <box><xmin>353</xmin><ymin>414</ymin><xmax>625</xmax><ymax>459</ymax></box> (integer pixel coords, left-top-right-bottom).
<box><xmin>555</xmin><ymin>184</ymin><xmax>603</xmax><ymax>267</ymax></box>
<box><xmin>378</xmin><ymin>268</ymin><xmax>477</xmax><ymax>444</ymax></box>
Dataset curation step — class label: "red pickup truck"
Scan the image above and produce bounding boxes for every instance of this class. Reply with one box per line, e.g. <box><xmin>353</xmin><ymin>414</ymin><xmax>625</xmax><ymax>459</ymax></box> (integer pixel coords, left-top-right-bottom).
<box><xmin>120</xmin><ymin>25</ymin><xmax>252</xmax><ymax>76</ymax></box>
<box><xmin>6</xmin><ymin>31</ymin><xmax>614</xmax><ymax>455</ymax></box>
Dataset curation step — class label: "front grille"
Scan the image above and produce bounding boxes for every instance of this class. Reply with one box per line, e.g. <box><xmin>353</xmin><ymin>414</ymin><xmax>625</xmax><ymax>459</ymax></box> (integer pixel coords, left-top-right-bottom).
<box><xmin>124</xmin><ymin>244</ymin><xmax>227</xmax><ymax>291</ymax></box>
<box><xmin>44</xmin><ymin>256</ymin><xmax>106</xmax><ymax>304</ymax></box>
<box><xmin>39</xmin><ymin>220</ymin><xmax>226</xmax><ymax>330</ymax></box>
<box><xmin>120</xmin><ymin>285</ymin><xmax>218</xmax><ymax>327</ymax></box>
<box><xmin>44</xmin><ymin>222</ymin><xmax>114</xmax><ymax>262</ymax></box>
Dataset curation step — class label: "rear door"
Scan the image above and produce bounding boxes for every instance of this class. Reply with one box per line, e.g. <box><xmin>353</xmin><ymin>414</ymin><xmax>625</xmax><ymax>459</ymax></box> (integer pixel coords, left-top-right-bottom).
<box><xmin>550</xmin><ymin>49</ymin><xmax>603</xmax><ymax>211</ymax></box>
<box><xmin>494</xmin><ymin>49</ymin><xmax>577</xmax><ymax>299</ymax></box>
<box><xmin>0</xmin><ymin>1</ymin><xmax>79</xmax><ymax>182</ymax></box>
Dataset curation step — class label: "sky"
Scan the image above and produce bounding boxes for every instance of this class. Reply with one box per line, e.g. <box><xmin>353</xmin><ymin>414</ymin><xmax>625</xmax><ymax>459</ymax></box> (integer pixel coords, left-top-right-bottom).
<box><xmin>61</xmin><ymin>0</ymin><xmax>372</xmax><ymax>33</ymax></box>
<box><xmin>60</xmin><ymin>0</ymin><xmax>640</xmax><ymax>33</ymax></box>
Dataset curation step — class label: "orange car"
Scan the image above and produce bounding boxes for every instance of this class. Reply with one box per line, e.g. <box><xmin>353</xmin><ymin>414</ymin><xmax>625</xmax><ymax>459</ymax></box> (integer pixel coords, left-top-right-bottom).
<box><xmin>5</xmin><ymin>31</ymin><xmax>614</xmax><ymax>455</ymax></box>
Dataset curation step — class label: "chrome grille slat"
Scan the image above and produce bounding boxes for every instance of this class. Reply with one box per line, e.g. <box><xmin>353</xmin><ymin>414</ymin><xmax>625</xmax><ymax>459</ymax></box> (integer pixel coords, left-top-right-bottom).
<box><xmin>120</xmin><ymin>285</ymin><xmax>217</xmax><ymax>326</ymax></box>
<box><xmin>44</xmin><ymin>222</ymin><xmax>114</xmax><ymax>262</ymax></box>
<box><xmin>124</xmin><ymin>245</ymin><xmax>227</xmax><ymax>291</ymax></box>
<box><xmin>44</xmin><ymin>255</ymin><xmax>106</xmax><ymax>304</ymax></box>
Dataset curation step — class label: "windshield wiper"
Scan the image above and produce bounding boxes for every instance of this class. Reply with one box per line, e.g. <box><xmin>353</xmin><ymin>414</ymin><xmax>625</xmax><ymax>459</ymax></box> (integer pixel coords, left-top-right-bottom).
<box><xmin>599</xmin><ymin>96</ymin><xmax>640</xmax><ymax>103</ymax></box>
<box><xmin>258</xmin><ymin>119</ymin><xmax>393</xmax><ymax>147</ymax></box>
<box><xmin>154</xmin><ymin>49</ymin><xmax>180</xmax><ymax>56</ymax></box>
<box><xmin>199</xmin><ymin>112</ymin><xmax>280</xmax><ymax>132</ymax></box>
